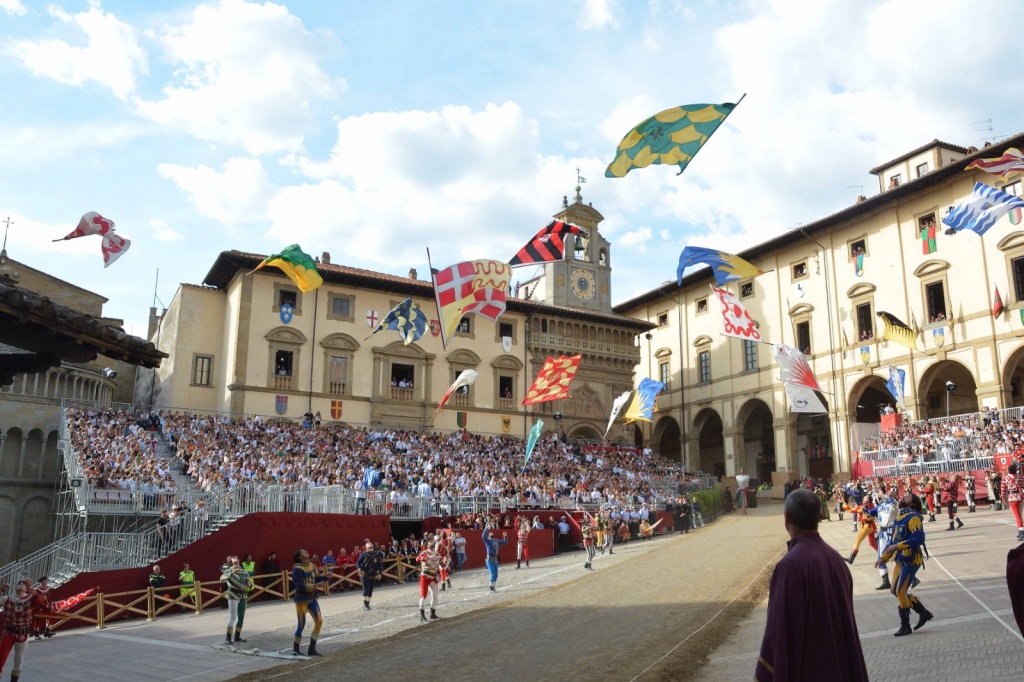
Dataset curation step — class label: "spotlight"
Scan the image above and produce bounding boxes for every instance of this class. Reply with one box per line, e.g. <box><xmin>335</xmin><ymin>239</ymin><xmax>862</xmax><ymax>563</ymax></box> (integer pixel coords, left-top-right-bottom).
<box><xmin>945</xmin><ymin>380</ymin><xmax>957</xmax><ymax>392</ymax></box>
<box><xmin>102</xmin><ymin>367</ymin><xmax>118</xmax><ymax>380</ymax></box>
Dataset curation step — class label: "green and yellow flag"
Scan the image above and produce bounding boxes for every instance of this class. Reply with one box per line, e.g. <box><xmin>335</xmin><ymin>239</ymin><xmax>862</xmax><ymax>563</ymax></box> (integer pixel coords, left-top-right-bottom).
<box><xmin>605</xmin><ymin>98</ymin><xmax>743</xmax><ymax>178</ymax></box>
<box><xmin>254</xmin><ymin>244</ymin><xmax>323</xmax><ymax>293</ymax></box>
<box><xmin>876</xmin><ymin>311</ymin><xmax>917</xmax><ymax>351</ymax></box>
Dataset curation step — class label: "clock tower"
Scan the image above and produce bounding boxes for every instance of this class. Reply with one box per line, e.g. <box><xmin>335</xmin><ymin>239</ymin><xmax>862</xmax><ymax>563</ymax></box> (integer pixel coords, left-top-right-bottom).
<box><xmin>543</xmin><ymin>185</ymin><xmax>613</xmax><ymax>314</ymax></box>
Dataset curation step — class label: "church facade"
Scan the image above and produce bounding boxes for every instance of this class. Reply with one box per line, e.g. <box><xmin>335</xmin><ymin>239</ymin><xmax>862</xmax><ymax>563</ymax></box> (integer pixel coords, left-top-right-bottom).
<box><xmin>137</xmin><ymin>190</ymin><xmax>654</xmax><ymax>442</ymax></box>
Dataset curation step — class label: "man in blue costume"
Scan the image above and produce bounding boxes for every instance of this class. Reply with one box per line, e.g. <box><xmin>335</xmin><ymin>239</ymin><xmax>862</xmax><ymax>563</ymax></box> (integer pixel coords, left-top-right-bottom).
<box><xmin>879</xmin><ymin>493</ymin><xmax>934</xmax><ymax>636</ymax></box>
<box><xmin>291</xmin><ymin>548</ymin><xmax>329</xmax><ymax>656</ymax></box>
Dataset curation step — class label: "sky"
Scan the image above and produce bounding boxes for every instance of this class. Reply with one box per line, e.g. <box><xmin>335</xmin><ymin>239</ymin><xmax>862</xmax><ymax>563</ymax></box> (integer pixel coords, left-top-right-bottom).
<box><xmin>3</xmin><ymin>0</ymin><xmax>1024</xmax><ymax>338</ymax></box>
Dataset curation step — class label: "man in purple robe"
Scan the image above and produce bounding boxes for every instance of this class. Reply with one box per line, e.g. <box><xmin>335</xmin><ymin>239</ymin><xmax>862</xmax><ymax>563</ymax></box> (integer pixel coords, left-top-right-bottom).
<box><xmin>756</xmin><ymin>489</ymin><xmax>869</xmax><ymax>681</ymax></box>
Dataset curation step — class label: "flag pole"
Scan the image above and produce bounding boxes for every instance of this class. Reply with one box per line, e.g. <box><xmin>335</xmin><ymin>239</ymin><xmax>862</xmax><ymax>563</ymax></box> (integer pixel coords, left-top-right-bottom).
<box><xmin>676</xmin><ymin>93</ymin><xmax>747</xmax><ymax>176</ymax></box>
<box><xmin>426</xmin><ymin>247</ymin><xmax>449</xmax><ymax>349</ymax></box>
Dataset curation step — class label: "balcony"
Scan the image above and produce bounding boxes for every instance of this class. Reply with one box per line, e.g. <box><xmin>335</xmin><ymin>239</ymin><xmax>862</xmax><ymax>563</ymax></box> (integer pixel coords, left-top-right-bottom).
<box><xmin>390</xmin><ymin>387</ymin><xmax>414</xmax><ymax>402</ymax></box>
<box><xmin>499</xmin><ymin>398</ymin><xmax>517</xmax><ymax>412</ymax></box>
<box><xmin>272</xmin><ymin>375</ymin><xmax>293</xmax><ymax>391</ymax></box>
<box><xmin>451</xmin><ymin>393</ymin><xmax>470</xmax><ymax>408</ymax></box>
<box><xmin>328</xmin><ymin>381</ymin><xmax>346</xmax><ymax>396</ymax></box>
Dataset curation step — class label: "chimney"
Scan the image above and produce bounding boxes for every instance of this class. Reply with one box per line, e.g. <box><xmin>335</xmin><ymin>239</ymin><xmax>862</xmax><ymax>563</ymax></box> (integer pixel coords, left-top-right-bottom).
<box><xmin>321</xmin><ymin>251</ymin><xmax>331</xmax><ymax>265</ymax></box>
<box><xmin>408</xmin><ymin>268</ymin><xmax>417</xmax><ymax>280</ymax></box>
<box><xmin>856</xmin><ymin>195</ymin><xmax>866</xmax><ymax>203</ymax></box>
<box><xmin>147</xmin><ymin>306</ymin><xmax>159</xmax><ymax>342</ymax></box>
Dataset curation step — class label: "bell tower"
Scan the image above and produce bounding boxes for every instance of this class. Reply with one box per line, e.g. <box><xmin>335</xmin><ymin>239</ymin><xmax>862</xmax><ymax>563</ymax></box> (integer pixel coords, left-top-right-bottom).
<box><xmin>543</xmin><ymin>184</ymin><xmax>612</xmax><ymax>314</ymax></box>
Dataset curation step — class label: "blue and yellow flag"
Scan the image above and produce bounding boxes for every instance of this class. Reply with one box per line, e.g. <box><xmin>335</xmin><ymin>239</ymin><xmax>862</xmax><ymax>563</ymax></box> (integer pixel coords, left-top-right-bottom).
<box><xmin>605</xmin><ymin>99</ymin><xmax>742</xmax><ymax>178</ymax></box>
<box><xmin>677</xmin><ymin>246</ymin><xmax>763</xmax><ymax>286</ymax></box>
<box><xmin>524</xmin><ymin>419</ymin><xmax>544</xmax><ymax>470</ymax></box>
<box><xmin>370</xmin><ymin>297</ymin><xmax>427</xmax><ymax>345</ymax></box>
<box><xmin>622</xmin><ymin>378</ymin><xmax>665</xmax><ymax>424</ymax></box>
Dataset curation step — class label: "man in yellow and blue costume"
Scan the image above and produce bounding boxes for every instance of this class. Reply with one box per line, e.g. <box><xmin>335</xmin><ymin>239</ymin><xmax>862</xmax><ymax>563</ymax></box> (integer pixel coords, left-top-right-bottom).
<box><xmin>879</xmin><ymin>494</ymin><xmax>934</xmax><ymax>636</ymax></box>
<box><xmin>291</xmin><ymin>548</ymin><xmax>329</xmax><ymax>656</ymax></box>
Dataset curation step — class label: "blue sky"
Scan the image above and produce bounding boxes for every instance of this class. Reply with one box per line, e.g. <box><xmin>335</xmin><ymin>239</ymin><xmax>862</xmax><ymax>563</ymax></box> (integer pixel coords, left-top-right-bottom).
<box><xmin>3</xmin><ymin>0</ymin><xmax>1024</xmax><ymax>336</ymax></box>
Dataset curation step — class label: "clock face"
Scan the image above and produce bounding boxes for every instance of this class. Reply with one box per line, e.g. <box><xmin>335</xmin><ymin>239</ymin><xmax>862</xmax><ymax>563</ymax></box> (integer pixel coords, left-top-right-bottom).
<box><xmin>571</xmin><ymin>269</ymin><xmax>596</xmax><ymax>300</ymax></box>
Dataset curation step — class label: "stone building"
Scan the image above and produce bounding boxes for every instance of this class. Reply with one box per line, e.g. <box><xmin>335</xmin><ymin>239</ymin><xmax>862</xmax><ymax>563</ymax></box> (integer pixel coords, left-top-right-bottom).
<box><xmin>617</xmin><ymin>133</ymin><xmax>1024</xmax><ymax>485</ymax></box>
<box><xmin>137</xmin><ymin>189</ymin><xmax>654</xmax><ymax>442</ymax></box>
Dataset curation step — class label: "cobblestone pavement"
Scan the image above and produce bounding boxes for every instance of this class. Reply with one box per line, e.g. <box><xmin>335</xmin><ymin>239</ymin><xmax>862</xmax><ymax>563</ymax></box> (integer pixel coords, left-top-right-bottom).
<box><xmin>702</xmin><ymin>504</ymin><xmax>1024</xmax><ymax>682</ymax></box>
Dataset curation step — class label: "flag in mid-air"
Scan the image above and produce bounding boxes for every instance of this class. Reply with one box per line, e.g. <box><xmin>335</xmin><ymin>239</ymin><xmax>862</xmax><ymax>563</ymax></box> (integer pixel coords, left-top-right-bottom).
<box><xmin>942</xmin><ymin>182</ymin><xmax>1024</xmax><ymax>237</ymax></box>
<box><xmin>677</xmin><ymin>246</ymin><xmax>764</xmax><ymax>286</ymax></box>
<box><xmin>524</xmin><ymin>419</ymin><xmax>544</xmax><ymax>469</ymax></box>
<box><xmin>885</xmin><ymin>365</ymin><xmax>906</xmax><ymax>413</ymax></box>
<box><xmin>622</xmin><ymin>378</ymin><xmax>665</xmax><ymax>423</ymax></box>
<box><xmin>509</xmin><ymin>220</ymin><xmax>588</xmax><ymax>266</ymax></box>
<box><xmin>711</xmin><ymin>286</ymin><xmax>761</xmax><ymax>342</ymax></box>
<box><xmin>58</xmin><ymin>212</ymin><xmax>131</xmax><ymax>267</ymax></box>
<box><xmin>432</xmin><ymin>259</ymin><xmax>511</xmax><ymax>348</ymax></box>
<box><xmin>994</xmin><ymin>286</ymin><xmax>1005</xmax><ymax>318</ymax></box>
<box><xmin>254</xmin><ymin>244</ymin><xmax>323</xmax><ymax>292</ymax></box>
<box><xmin>966</xmin><ymin>148</ymin><xmax>1024</xmax><ymax>176</ymax></box>
<box><xmin>522</xmin><ymin>355</ymin><xmax>582</xmax><ymax>405</ymax></box>
<box><xmin>603</xmin><ymin>390</ymin><xmax>633</xmax><ymax>439</ymax></box>
<box><xmin>52</xmin><ymin>588</ymin><xmax>97</xmax><ymax>611</ymax></box>
<box><xmin>605</xmin><ymin>100</ymin><xmax>742</xmax><ymax>178</ymax></box>
<box><xmin>432</xmin><ymin>369</ymin><xmax>480</xmax><ymax>419</ymax></box>
<box><xmin>877</xmin><ymin>311</ymin><xmax>917</xmax><ymax>351</ymax></box>
<box><xmin>370</xmin><ymin>297</ymin><xmax>428</xmax><ymax>345</ymax></box>
<box><xmin>772</xmin><ymin>344</ymin><xmax>828</xmax><ymax>414</ymax></box>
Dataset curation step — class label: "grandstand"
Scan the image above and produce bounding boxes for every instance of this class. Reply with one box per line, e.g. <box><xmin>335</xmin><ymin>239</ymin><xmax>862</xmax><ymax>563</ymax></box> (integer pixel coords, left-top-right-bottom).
<box><xmin>0</xmin><ymin>398</ymin><xmax>712</xmax><ymax>594</ymax></box>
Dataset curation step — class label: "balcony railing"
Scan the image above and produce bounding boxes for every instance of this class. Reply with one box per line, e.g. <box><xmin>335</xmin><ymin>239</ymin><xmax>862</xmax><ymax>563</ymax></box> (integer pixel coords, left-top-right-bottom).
<box><xmin>272</xmin><ymin>375</ymin><xmax>293</xmax><ymax>390</ymax></box>
<box><xmin>328</xmin><ymin>381</ymin><xmax>346</xmax><ymax>395</ymax></box>
<box><xmin>451</xmin><ymin>393</ymin><xmax>469</xmax><ymax>408</ymax></box>
<box><xmin>499</xmin><ymin>398</ymin><xmax>516</xmax><ymax>411</ymax></box>
<box><xmin>390</xmin><ymin>387</ymin><xmax>414</xmax><ymax>402</ymax></box>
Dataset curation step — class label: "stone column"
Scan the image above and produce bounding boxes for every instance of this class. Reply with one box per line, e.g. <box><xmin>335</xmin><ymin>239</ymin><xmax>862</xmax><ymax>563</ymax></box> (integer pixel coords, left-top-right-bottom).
<box><xmin>723</xmin><ymin>427</ymin><xmax>742</xmax><ymax>477</ymax></box>
<box><xmin>773</xmin><ymin>418</ymin><xmax>797</xmax><ymax>473</ymax></box>
<box><xmin>17</xmin><ymin>435</ymin><xmax>28</xmax><ymax>480</ymax></box>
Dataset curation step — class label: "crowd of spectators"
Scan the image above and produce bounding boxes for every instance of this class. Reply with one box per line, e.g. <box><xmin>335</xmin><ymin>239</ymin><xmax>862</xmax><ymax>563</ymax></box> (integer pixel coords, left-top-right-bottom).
<box><xmin>65</xmin><ymin>409</ymin><xmax>707</xmax><ymax>511</ymax></box>
<box><xmin>858</xmin><ymin>407</ymin><xmax>1022</xmax><ymax>465</ymax></box>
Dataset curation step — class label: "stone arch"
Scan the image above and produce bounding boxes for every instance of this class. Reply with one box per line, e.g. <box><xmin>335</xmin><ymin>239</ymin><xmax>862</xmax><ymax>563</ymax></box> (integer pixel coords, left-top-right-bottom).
<box><xmin>632</xmin><ymin>423</ymin><xmax>644</xmax><ymax>447</ymax></box>
<box><xmin>918</xmin><ymin>358</ymin><xmax>978</xmax><ymax>419</ymax></box>
<box><xmin>567</xmin><ymin>423</ymin><xmax>602</xmax><ymax>441</ymax></box>
<box><xmin>0</xmin><ymin>428</ymin><xmax>22</xmax><ymax>479</ymax></box>
<box><xmin>42</xmin><ymin>430</ymin><xmax>60</xmax><ymax>481</ymax></box>
<box><xmin>382</xmin><ymin>340</ymin><xmax>429</xmax><ymax>357</ymax></box>
<box><xmin>22</xmin><ymin>429</ymin><xmax>44</xmax><ymax>480</ymax></box>
<box><xmin>1001</xmin><ymin>342</ymin><xmax>1024</xmax><ymax>408</ymax></box>
<box><xmin>846</xmin><ymin>282</ymin><xmax>876</xmax><ymax>298</ymax></box>
<box><xmin>265</xmin><ymin>326</ymin><xmax>308</xmax><ymax>344</ymax></box>
<box><xmin>320</xmin><ymin>332</ymin><xmax>360</xmax><ymax>351</ymax></box>
<box><xmin>912</xmin><ymin>259</ymin><xmax>951</xmax><ymax>277</ymax></box>
<box><xmin>0</xmin><ymin>496</ymin><xmax>14</xmax><ymax>565</ymax></box>
<box><xmin>693</xmin><ymin>407</ymin><xmax>724</xmax><ymax>478</ymax></box>
<box><xmin>446</xmin><ymin>349</ymin><xmax>482</xmax><ymax>366</ymax></box>
<box><xmin>693</xmin><ymin>335</ymin><xmax>713</xmax><ymax>347</ymax></box>
<box><xmin>847</xmin><ymin>373</ymin><xmax>892</xmax><ymax>424</ymax></box>
<box><xmin>491</xmin><ymin>354</ymin><xmax>524</xmax><ymax>370</ymax></box>
<box><xmin>17</xmin><ymin>496</ymin><xmax>50</xmax><ymax>559</ymax></box>
<box><xmin>652</xmin><ymin>416</ymin><xmax>681</xmax><ymax>462</ymax></box>
<box><xmin>736</xmin><ymin>398</ymin><xmax>774</xmax><ymax>480</ymax></box>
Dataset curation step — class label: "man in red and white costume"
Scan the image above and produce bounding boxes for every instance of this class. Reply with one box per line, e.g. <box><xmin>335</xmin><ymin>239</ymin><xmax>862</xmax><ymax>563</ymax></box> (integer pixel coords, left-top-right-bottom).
<box><xmin>515</xmin><ymin>515</ymin><xmax>531</xmax><ymax>569</ymax></box>
<box><xmin>416</xmin><ymin>541</ymin><xmax>442</xmax><ymax>623</ymax></box>
<box><xmin>0</xmin><ymin>580</ymin><xmax>35</xmax><ymax>682</ymax></box>
<box><xmin>31</xmin><ymin>576</ymin><xmax>54</xmax><ymax>639</ymax></box>
<box><xmin>437</xmin><ymin>531</ymin><xmax>453</xmax><ymax>592</ymax></box>
<box><xmin>1002</xmin><ymin>461</ymin><xmax>1024</xmax><ymax>542</ymax></box>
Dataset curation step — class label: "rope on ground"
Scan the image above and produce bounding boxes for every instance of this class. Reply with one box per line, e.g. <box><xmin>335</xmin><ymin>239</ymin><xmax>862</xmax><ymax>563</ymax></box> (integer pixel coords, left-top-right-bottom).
<box><xmin>628</xmin><ymin>548</ymin><xmax>784</xmax><ymax>682</ymax></box>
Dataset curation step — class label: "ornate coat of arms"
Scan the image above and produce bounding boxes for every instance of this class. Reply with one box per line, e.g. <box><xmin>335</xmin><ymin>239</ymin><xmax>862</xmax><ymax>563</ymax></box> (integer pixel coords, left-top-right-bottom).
<box><xmin>933</xmin><ymin>328</ymin><xmax>945</xmax><ymax>348</ymax></box>
<box><xmin>860</xmin><ymin>346</ymin><xmax>870</xmax><ymax>366</ymax></box>
<box><xmin>330</xmin><ymin>400</ymin><xmax>343</xmax><ymax>420</ymax></box>
<box><xmin>501</xmin><ymin>416</ymin><xmax>511</xmax><ymax>433</ymax></box>
<box><xmin>279</xmin><ymin>303</ymin><xmax>294</xmax><ymax>324</ymax></box>
<box><xmin>275</xmin><ymin>395</ymin><xmax>288</xmax><ymax>415</ymax></box>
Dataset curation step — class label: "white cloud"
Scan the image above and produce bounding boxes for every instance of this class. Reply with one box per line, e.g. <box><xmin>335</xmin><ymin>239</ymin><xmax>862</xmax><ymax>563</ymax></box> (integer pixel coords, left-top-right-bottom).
<box><xmin>618</xmin><ymin>226</ymin><xmax>652</xmax><ymax>251</ymax></box>
<box><xmin>7</xmin><ymin>1</ymin><xmax>147</xmax><ymax>99</ymax></box>
<box><xmin>0</xmin><ymin>121</ymin><xmax>146</xmax><ymax>165</ymax></box>
<box><xmin>157</xmin><ymin>157</ymin><xmax>270</xmax><ymax>225</ymax></box>
<box><xmin>577</xmin><ymin>0</ymin><xmax>621</xmax><ymax>31</ymax></box>
<box><xmin>1</xmin><ymin>0</ymin><xmax>26</xmax><ymax>17</ymax></box>
<box><xmin>0</xmin><ymin>210</ymin><xmax>98</xmax><ymax>261</ymax></box>
<box><xmin>150</xmin><ymin>218</ymin><xmax>184</xmax><ymax>242</ymax></box>
<box><xmin>136</xmin><ymin>0</ymin><xmax>344</xmax><ymax>155</ymax></box>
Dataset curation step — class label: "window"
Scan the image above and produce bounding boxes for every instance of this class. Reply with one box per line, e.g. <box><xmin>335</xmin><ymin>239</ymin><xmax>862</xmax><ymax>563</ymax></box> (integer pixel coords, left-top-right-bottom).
<box><xmin>326</xmin><ymin>293</ymin><xmax>355</xmax><ymax>321</ymax></box>
<box><xmin>743</xmin><ymin>340</ymin><xmax>758</xmax><ymax>371</ymax></box>
<box><xmin>499</xmin><ymin>376</ymin><xmax>514</xmax><ymax>401</ymax></box>
<box><xmin>328</xmin><ymin>356</ymin><xmax>348</xmax><ymax>395</ymax></box>
<box><xmin>657</xmin><ymin>313</ymin><xmax>669</xmax><ymax>327</ymax></box>
<box><xmin>457</xmin><ymin>317</ymin><xmax>472</xmax><ymax>333</ymax></box>
<box><xmin>849</xmin><ymin>239</ymin><xmax>866</xmax><ymax>260</ymax></box>
<box><xmin>279</xmin><ymin>289</ymin><xmax>297</xmax><ymax>308</ymax></box>
<box><xmin>275</xmin><ymin>350</ymin><xmax>294</xmax><ymax>376</ymax></box>
<box><xmin>1013</xmin><ymin>256</ymin><xmax>1024</xmax><ymax>302</ymax></box>
<box><xmin>698</xmin><ymin>350</ymin><xmax>710</xmax><ymax>384</ymax></box>
<box><xmin>499</xmin><ymin>322</ymin><xmax>514</xmax><ymax>338</ymax></box>
<box><xmin>192</xmin><ymin>355</ymin><xmax>212</xmax><ymax>386</ymax></box>
<box><xmin>390</xmin><ymin>364</ymin><xmax>414</xmax><ymax>387</ymax></box>
<box><xmin>796</xmin><ymin>321</ymin><xmax>811</xmax><ymax>355</ymax></box>
<box><xmin>696</xmin><ymin>297</ymin><xmax>708</xmax><ymax>315</ymax></box>
<box><xmin>659</xmin><ymin>361</ymin><xmax>670</xmax><ymax>387</ymax></box>
<box><xmin>917</xmin><ymin>213</ymin><xmax>938</xmax><ymax>255</ymax></box>
<box><xmin>888</xmin><ymin>174</ymin><xmax>902</xmax><ymax>189</ymax></box>
<box><xmin>792</xmin><ymin>261</ymin><xmax>808</xmax><ymax>281</ymax></box>
<box><xmin>916</xmin><ymin>163</ymin><xmax>929</xmax><ymax>177</ymax></box>
<box><xmin>739</xmin><ymin>281</ymin><xmax>754</xmax><ymax>299</ymax></box>
<box><xmin>856</xmin><ymin>303</ymin><xmax>873</xmax><ymax>341</ymax></box>
<box><xmin>925</xmin><ymin>281</ymin><xmax>947</xmax><ymax>322</ymax></box>
<box><xmin>1004</xmin><ymin>180</ymin><xmax>1022</xmax><ymax>197</ymax></box>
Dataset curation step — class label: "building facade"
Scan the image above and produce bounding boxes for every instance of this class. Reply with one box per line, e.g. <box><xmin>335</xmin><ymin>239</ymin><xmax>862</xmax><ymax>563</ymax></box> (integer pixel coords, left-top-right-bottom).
<box><xmin>137</xmin><ymin>191</ymin><xmax>654</xmax><ymax>442</ymax></box>
<box><xmin>0</xmin><ymin>252</ymin><xmax>138</xmax><ymax>565</ymax></box>
<box><xmin>617</xmin><ymin>134</ymin><xmax>1024</xmax><ymax>485</ymax></box>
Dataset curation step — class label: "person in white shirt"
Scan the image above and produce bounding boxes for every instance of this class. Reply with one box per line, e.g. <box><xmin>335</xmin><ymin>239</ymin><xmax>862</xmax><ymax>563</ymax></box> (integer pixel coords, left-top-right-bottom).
<box><xmin>735</xmin><ymin>468</ymin><xmax>751</xmax><ymax>515</ymax></box>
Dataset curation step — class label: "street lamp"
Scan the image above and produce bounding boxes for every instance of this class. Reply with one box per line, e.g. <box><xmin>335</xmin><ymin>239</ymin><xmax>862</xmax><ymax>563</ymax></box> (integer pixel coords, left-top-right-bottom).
<box><xmin>945</xmin><ymin>381</ymin><xmax>957</xmax><ymax>419</ymax></box>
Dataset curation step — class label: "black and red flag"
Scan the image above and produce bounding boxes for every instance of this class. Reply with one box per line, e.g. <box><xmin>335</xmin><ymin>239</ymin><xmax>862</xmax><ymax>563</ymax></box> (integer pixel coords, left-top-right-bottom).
<box><xmin>994</xmin><ymin>286</ymin><xmax>1005</xmax><ymax>317</ymax></box>
<box><xmin>509</xmin><ymin>220</ymin><xmax>587</xmax><ymax>267</ymax></box>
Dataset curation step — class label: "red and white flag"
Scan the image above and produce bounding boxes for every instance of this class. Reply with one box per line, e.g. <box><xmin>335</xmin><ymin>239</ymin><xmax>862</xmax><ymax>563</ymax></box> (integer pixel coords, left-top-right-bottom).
<box><xmin>966</xmin><ymin>148</ymin><xmax>1024</xmax><ymax>177</ymax></box>
<box><xmin>711</xmin><ymin>286</ymin><xmax>761</xmax><ymax>341</ymax></box>
<box><xmin>432</xmin><ymin>369</ymin><xmax>479</xmax><ymax>419</ymax></box>
<box><xmin>772</xmin><ymin>344</ymin><xmax>828</xmax><ymax>414</ymax></box>
<box><xmin>59</xmin><ymin>212</ymin><xmax>131</xmax><ymax>267</ymax></box>
<box><xmin>431</xmin><ymin>259</ymin><xmax>511</xmax><ymax>348</ymax></box>
<box><xmin>52</xmin><ymin>587</ymin><xmax>97</xmax><ymax>612</ymax></box>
